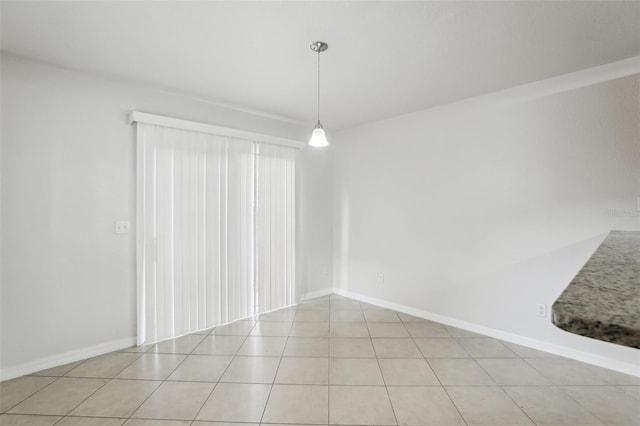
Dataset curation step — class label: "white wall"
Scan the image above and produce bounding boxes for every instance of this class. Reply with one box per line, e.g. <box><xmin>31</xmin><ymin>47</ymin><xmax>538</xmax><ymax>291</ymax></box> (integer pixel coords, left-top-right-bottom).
<box><xmin>332</xmin><ymin>72</ymin><xmax>640</xmax><ymax>371</ymax></box>
<box><xmin>0</xmin><ymin>54</ymin><xmax>333</xmax><ymax>378</ymax></box>
<box><xmin>299</xmin><ymin>145</ymin><xmax>334</xmax><ymax>295</ymax></box>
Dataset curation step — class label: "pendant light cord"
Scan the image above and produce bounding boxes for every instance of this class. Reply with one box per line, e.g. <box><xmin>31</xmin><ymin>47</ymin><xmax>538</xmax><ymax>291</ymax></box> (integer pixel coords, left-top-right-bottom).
<box><xmin>317</xmin><ymin>49</ymin><xmax>321</xmax><ymax>123</ymax></box>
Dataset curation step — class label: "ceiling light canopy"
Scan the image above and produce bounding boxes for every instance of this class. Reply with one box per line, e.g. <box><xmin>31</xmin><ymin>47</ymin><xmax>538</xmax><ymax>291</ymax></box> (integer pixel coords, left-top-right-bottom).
<box><xmin>309</xmin><ymin>41</ymin><xmax>329</xmax><ymax>148</ymax></box>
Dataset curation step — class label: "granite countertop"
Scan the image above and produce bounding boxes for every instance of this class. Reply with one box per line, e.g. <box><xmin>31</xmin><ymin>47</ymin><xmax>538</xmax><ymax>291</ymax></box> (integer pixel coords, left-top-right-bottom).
<box><xmin>552</xmin><ymin>230</ymin><xmax>640</xmax><ymax>349</ymax></box>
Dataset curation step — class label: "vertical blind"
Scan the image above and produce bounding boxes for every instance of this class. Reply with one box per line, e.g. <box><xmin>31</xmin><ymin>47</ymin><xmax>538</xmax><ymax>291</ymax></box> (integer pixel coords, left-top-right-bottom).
<box><xmin>256</xmin><ymin>144</ymin><xmax>297</xmax><ymax>311</ymax></box>
<box><xmin>136</xmin><ymin>122</ymin><xmax>297</xmax><ymax>345</ymax></box>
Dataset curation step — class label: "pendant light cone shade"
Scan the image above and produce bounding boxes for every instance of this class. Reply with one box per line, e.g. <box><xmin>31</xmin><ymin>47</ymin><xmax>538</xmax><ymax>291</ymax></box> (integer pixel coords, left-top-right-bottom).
<box><xmin>309</xmin><ymin>41</ymin><xmax>329</xmax><ymax>147</ymax></box>
<box><xmin>309</xmin><ymin>121</ymin><xmax>329</xmax><ymax>147</ymax></box>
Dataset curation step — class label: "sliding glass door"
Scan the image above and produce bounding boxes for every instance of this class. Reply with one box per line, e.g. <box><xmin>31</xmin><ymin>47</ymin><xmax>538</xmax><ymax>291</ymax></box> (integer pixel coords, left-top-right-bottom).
<box><xmin>136</xmin><ymin>123</ymin><xmax>297</xmax><ymax>345</ymax></box>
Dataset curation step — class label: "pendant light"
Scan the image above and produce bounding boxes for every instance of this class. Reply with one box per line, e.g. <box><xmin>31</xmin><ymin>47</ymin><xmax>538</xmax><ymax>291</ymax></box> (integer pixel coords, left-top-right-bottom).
<box><xmin>309</xmin><ymin>41</ymin><xmax>329</xmax><ymax>147</ymax></box>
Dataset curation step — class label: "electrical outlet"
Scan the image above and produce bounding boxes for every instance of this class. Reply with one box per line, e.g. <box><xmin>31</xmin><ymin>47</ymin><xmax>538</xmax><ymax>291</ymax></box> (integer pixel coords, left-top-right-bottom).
<box><xmin>322</xmin><ymin>267</ymin><xmax>330</xmax><ymax>277</ymax></box>
<box><xmin>377</xmin><ymin>273</ymin><xmax>384</xmax><ymax>284</ymax></box>
<box><xmin>115</xmin><ymin>221</ymin><xmax>131</xmax><ymax>234</ymax></box>
<box><xmin>536</xmin><ymin>304</ymin><xmax>546</xmax><ymax>318</ymax></box>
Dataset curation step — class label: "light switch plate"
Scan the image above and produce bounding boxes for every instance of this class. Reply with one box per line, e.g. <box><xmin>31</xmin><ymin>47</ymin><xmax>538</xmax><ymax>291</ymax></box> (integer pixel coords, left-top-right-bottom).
<box><xmin>115</xmin><ymin>221</ymin><xmax>131</xmax><ymax>234</ymax></box>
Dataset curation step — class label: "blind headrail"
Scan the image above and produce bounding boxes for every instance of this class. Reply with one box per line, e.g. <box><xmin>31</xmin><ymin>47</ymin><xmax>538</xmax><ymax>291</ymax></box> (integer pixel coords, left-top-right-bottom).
<box><xmin>129</xmin><ymin>111</ymin><xmax>304</xmax><ymax>150</ymax></box>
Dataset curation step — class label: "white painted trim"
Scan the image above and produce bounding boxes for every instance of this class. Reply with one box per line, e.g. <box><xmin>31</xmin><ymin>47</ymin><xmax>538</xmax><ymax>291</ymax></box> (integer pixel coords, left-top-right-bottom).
<box><xmin>300</xmin><ymin>288</ymin><xmax>334</xmax><ymax>301</ymax></box>
<box><xmin>129</xmin><ymin>111</ymin><xmax>304</xmax><ymax>150</ymax></box>
<box><xmin>482</xmin><ymin>55</ymin><xmax>640</xmax><ymax>106</ymax></box>
<box><xmin>303</xmin><ymin>288</ymin><xmax>640</xmax><ymax>377</ymax></box>
<box><xmin>341</xmin><ymin>56</ymin><xmax>640</xmax><ymax>133</ymax></box>
<box><xmin>0</xmin><ymin>337</ymin><xmax>136</xmax><ymax>382</ymax></box>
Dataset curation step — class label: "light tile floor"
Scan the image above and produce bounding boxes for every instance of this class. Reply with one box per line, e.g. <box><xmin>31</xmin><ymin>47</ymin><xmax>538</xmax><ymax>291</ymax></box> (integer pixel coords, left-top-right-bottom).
<box><xmin>1</xmin><ymin>294</ymin><xmax>639</xmax><ymax>426</ymax></box>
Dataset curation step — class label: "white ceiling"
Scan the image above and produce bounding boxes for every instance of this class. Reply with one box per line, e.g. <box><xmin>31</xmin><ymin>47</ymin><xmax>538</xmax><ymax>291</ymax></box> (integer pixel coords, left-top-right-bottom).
<box><xmin>2</xmin><ymin>1</ymin><xmax>639</xmax><ymax>130</ymax></box>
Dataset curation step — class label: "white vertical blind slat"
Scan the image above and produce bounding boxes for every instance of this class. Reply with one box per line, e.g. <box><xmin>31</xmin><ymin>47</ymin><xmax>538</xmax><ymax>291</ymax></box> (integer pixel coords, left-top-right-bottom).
<box><xmin>136</xmin><ymin>123</ymin><xmax>297</xmax><ymax>345</ymax></box>
<box><xmin>256</xmin><ymin>143</ymin><xmax>296</xmax><ymax>313</ymax></box>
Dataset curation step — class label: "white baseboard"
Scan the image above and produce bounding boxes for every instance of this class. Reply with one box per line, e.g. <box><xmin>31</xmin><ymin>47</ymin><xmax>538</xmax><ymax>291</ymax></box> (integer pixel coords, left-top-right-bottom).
<box><xmin>303</xmin><ymin>287</ymin><xmax>639</xmax><ymax>377</ymax></box>
<box><xmin>0</xmin><ymin>337</ymin><xmax>136</xmax><ymax>382</ymax></box>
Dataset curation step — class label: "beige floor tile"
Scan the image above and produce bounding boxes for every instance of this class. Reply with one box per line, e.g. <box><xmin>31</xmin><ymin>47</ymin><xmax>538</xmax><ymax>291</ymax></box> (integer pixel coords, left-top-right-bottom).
<box><xmin>428</xmin><ymin>359</ymin><xmax>495</xmax><ymax>386</ymax></box>
<box><xmin>211</xmin><ymin>320</ymin><xmax>256</xmax><ymax>336</ymax></box>
<box><xmin>447</xmin><ymin>386</ymin><xmax>533</xmax><ymax>425</ymax></box>
<box><xmin>262</xmin><ymin>385</ymin><xmax>328</xmax><ymax>424</ymax></box>
<box><xmin>367</xmin><ymin>323</ymin><xmax>409</xmax><ymax>338</ymax></box>
<box><xmin>8</xmin><ymin>296</ymin><xmax>638</xmax><ymax>426</ymax></box>
<box><xmin>330</xmin><ymin>300</ymin><xmax>362</xmax><ymax>310</ymax></box>
<box><xmin>8</xmin><ymin>377</ymin><xmax>106</xmax><ymax>415</ymax></box>
<box><xmin>0</xmin><ymin>414</ymin><xmax>61</xmax><ymax>426</ymax></box>
<box><xmin>501</xmin><ymin>341</ymin><xmax>556</xmax><ymax>357</ymax></box>
<box><xmin>196</xmin><ymin>383</ymin><xmax>271</xmax><ymax>423</ymax></box>
<box><xmin>330</xmin><ymin>358</ymin><xmax>384</xmax><ymax>385</ymax></box>
<box><xmin>504</xmin><ymin>386</ymin><xmax>603</xmax><ymax>426</ymax></box>
<box><xmin>329</xmin><ymin>338</ymin><xmax>375</xmax><ymax>358</ymax></box>
<box><xmin>619</xmin><ymin>385</ymin><xmax>640</xmax><ymax>400</ymax></box>
<box><xmin>388</xmin><ymin>386</ymin><xmax>465</xmax><ymax>426</ymax></box>
<box><xmin>65</xmin><ymin>353</ymin><xmax>140</xmax><ymax>378</ymax></box>
<box><xmin>0</xmin><ymin>376</ymin><xmax>56</xmax><ymax>412</ymax></box>
<box><xmin>238</xmin><ymin>336</ymin><xmax>287</xmax><ymax>356</ymax></box>
<box><xmin>329</xmin><ymin>322</ymin><xmax>370</xmax><ymax>338</ymax></box>
<box><xmin>115</xmin><ymin>353</ymin><xmax>186</xmax><ymax>380</ymax></box>
<box><xmin>119</xmin><ymin>344</ymin><xmax>153</xmax><ymax>354</ymax></box>
<box><xmin>372</xmin><ymin>338</ymin><xmax>422</xmax><ymax>358</ymax></box>
<box><xmin>294</xmin><ymin>310</ymin><xmax>330</xmax><ymax>322</ymax></box>
<box><xmin>57</xmin><ymin>416</ymin><xmax>126</xmax><ymax>425</ymax></box>
<box><xmin>192</xmin><ymin>335</ymin><xmax>246</xmax><ymax>355</ymax></box>
<box><xmin>220</xmin><ymin>356</ymin><xmax>280</xmax><ymax>383</ymax></box>
<box><xmin>70</xmin><ymin>379</ymin><xmax>160</xmax><ymax>417</ymax></box>
<box><xmin>329</xmin><ymin>386</ymin><xmax>396</xmax><ymax>425</ymax></box>
<box><xmin>524</xmin><ymin>357</ymin><xmax>612</xmax><ymax>385</ymax></box>
<box><xmin>124</xmin><ymin>420</ymin><xmax>190</xmax><ymax>425</ymax></box>
<box><xmin>443</xmin><ymin>326</ymin><xmax>484</xmax><ymax>338</ymax></box>
<box><xmin>364</xmin><ymin>310</ymin><xmax>401</xmax><ymax>323</ymax></box>
<box><xmin>362</xmin><ymin>303</ymin><xmax>392</xmax><ymax>311</ymax></box>
<box><xmin>167</xmin><ymin>355</ymin><xmax>233</xmax><ymax>382</ymax></box>
<box><xmin>151</xmin><ymin>334</ymin><xmax>206</xmax><ymax>354</ymax></box>
<box><xmin>561</xmin><ymin>386</ymin><xmax>640</xmax><ymax>426</ymax></box>
<box><xmin>275</xmin><ymin>357</ymin><xmax>329</xmax><ymax>385</ymax></box>
<box><xmin>378</xmin><ymin>358</ymin><xmax>440</xmax><ymax>385</ymax></box>
<box><xmin>458</xmin><ymin>338</ymin><xmax>517</xmax><ymax>358</ymax></box>
<box><xmin>259</xmin><ymin>309</ymin><xmax>297</xmax><ymax>322</ymax></box>
<box><xmin>30</xmin><ymin>361</ymin><xmax>85</xmax><ymax>377</ymax></box>
<box><xmin>298</xmin><ymin>300</ymin><xmax>330</xmax><ymax>310</ymax></box>
<box><xmin>258</xmin><ymin>424</ymin><xmax>319</xmax><ymax>426</ymax></box>
<box><xmin>414</xmin><ymin>338</ymin><xmax>470</xmax><ymax>358</ymax></box>
<box><xmin>284</xmin><ymin>337</ymin><xmax>329</xmax><ymax>357</ymax></box>
<box><xmin>330</xmin><ymin>310</ymin><xmax>365</xmax><ymax>322</ymax></box>
<box><xmin>398</xmin><ymin>313</ymin><xmax>433</xmax><ymax>323</ymax></box>
<box><xmin>250</xmin><ymin>322</ymin><xmax>293</xmax><ymax>337</ymax></box>
<box><xmin>586</xmin><ymin>364</ymin><xmax>640</xmax><ymax>385</ymax></box>
<box><xmin>192</xmin><ymin>423</ymin><xmax>253</xmax><ymax>426</ymax></box>
<box><xmin>404</xmin><ymin>323</ymin><xmax>450</xmax><ymax>338</ymax></box>
<box><xmin>132</xmin><ymin>381</ymin><xmax>214</xmax><ymax>420</ymax></box>
<box><xmin>289</xmin><ymin>321</ymin><xmax>329</xmax><ymax>337</ymax></box>
<box><xmin>476</xmin><ymin>358</ymin><xmax>551</xmax><ymax>385</ymax></box>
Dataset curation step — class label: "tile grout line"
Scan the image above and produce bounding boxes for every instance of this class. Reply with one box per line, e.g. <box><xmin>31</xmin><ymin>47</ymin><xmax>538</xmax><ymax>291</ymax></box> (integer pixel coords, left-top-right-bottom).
<box><xmin>471</xmin><ymin>351</ymin><xmax>539</xmax><ymax>426</ymax></box>
<box><xmin>401</xmin><ymin>315</ymin><xmax>470</xmax><ymax>426</ymax></box>
<box><xmin>121</xmin><ymin>318</ymin><xmax>255</xmax><ymax>424</ymax></box>
<box><xmin>365</xmin><ymin>303</ymin><xmax>399</xmax><ymax>426</ymax></box>
<box><xmin>49</xmin><ymin>351</ymin><xmax>148</xmax><ymax>425</ymax></box>
<box><xmin>7</xmin><ymin>352</ymin><xmax>133</xmax><ymax>416</ymax></box>
<box><xmin>115</xmin><ymin>333</ymin><xmax>210</xmax><ymax>424</ymax></box>
<box><xmin>190</xmin><ymin>315</ymin><xmax>261</xmax><ymax>424</ymax></box>
<box><xmin>2</xmin><ymin>376</ymin><xmax>63</xmax><ymax>415</ymax></box>
<box><xmin>5</xmin><ymin>295</ymin><xmax>636</xmax><ymax>426</ymax></box>
<box><xmin>258</xmin><ymin>305</ymin><xmax>296</xmax><ymax>424</ymax></box>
